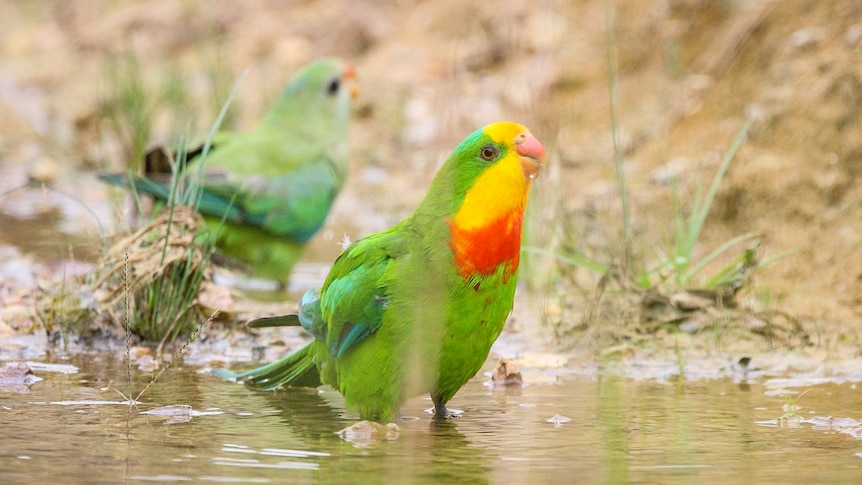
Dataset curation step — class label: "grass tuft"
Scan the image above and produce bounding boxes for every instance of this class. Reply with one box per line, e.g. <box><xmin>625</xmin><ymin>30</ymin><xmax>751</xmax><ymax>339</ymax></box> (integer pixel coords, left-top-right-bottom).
<box><xmin>87</xmin><ymin>206</ymin><xmax>212</xmax><ymax>344</ymax></box>
<box><xmin>86</xmin><ymin>62</ymin><xmax>248</xmax><ymax>346</ymax></box>
<box><xmin>36</xmin><ymin>53</ymin><xmax>247</xmax><ymax>347</ymax></box>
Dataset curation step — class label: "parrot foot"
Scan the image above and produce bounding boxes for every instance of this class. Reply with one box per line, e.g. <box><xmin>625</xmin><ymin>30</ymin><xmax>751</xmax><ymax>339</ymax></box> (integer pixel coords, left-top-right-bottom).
<box><xmin>431</xmin><ymin>397</ymin><xmax>462</xmax><ymax>419</ymax></box>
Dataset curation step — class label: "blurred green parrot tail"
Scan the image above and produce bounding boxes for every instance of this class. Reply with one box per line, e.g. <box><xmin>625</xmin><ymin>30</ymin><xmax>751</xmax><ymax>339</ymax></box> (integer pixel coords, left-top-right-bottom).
<box><xmin>214</xmin><ymin>344</ymin><xmax>321</xmax><ymax>391</ymax></box>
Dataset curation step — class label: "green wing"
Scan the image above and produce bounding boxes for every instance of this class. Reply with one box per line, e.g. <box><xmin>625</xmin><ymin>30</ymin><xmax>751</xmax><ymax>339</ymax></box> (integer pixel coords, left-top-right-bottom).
<box><xmin>101</xmin><ymin>142</ymin><xmax>344</xmax><ymax>243</ymax></box>
<box><xmin>307</xmin><ymin>228</ymin><xmax>408</xmax><ymax>358</ymax></box>
<box><xmin>195</xmin><ymin>150</ymin><xmax>343</xmax><ymax>242</ymax></box>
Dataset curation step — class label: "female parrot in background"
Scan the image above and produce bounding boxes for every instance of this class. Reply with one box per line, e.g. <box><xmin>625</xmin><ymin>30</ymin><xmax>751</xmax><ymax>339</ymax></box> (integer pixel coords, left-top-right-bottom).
<box><xmin>217</xmin><ymin>121</ymin><xmax>546</xmax><ymax>422</ymax></box>
<box><xmin>100</xmin><ymin>57</ymin><xmax>358</xmax><ymax>285</ymax></box>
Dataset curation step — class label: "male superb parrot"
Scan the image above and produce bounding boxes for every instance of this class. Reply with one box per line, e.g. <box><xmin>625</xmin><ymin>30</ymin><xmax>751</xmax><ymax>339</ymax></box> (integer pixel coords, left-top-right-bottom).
<box><xmin>100</xmin><ymin>57</ymin><xmax>358</xmax><ymax>285</ymax></box>
<box><xmin>217</xmin><ymin>122</ymin><xmax>546</xmax><ymax>422</ymax></box>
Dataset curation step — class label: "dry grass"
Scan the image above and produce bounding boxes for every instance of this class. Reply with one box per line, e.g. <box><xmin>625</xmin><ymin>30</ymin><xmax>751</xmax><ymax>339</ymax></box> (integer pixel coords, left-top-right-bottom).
<box><xmin>36</xmin><ymin>206</ymin><xmax>214</xmax><ymax>348</ymax></box>
<box><xmin>89</xmin><ymin>206</ymin><xmax>212</xmax><ymax>346</ymax></box>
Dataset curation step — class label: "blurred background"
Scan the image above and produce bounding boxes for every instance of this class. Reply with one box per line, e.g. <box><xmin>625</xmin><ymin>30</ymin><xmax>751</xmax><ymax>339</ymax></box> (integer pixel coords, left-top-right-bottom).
<box><xmin>1</xmin><ymin>0</ymin><xmax>861</xmax><ymax>342</ymax></box>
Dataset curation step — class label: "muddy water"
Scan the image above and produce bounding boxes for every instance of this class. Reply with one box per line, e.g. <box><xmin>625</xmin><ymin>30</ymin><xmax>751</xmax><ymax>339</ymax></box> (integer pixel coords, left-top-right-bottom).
<box><xmin>1</xmin><ymin>351</ymin><xmax>860</xmax><ymax>484</ymax></box>
<box><xmin>1</xmin><ymin>171</ymin><xmax>861</xmax><ymax>483</ymax></box>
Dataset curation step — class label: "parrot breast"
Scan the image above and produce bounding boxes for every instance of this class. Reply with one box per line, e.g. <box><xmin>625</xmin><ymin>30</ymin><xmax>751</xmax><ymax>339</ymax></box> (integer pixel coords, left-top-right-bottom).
<box><xmin>447</xmin><ymin>149</ymin><xmax>531</xmax><ymax>281</ymax></box>
<box><xmin>448</xmin><ymin>211</ymin><xmax>522</xmax><ymax>281</ymax></box>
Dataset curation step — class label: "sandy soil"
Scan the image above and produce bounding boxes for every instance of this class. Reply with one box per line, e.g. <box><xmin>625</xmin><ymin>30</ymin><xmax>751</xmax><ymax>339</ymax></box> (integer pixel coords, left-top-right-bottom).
<box><xmin>1</xmin><ymin>0</ymin><xmax>861</xmax><ymax>364</ymax></box>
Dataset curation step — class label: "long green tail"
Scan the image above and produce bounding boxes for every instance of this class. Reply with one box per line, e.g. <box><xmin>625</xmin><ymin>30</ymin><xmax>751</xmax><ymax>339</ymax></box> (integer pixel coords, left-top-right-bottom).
<box><xmin>99</xmin><ymin>172</ymin><xmax>244</xmax><ymax>223</ymax></box>
<box><xmin>214</xmin><ymin>343</ymin><xmax>321</xmax><ymax>390</ymax></box>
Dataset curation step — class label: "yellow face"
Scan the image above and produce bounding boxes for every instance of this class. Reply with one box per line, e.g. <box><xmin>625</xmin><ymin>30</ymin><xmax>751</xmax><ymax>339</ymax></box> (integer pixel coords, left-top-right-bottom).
<box><xmin>451</xmin><ymin>122</ymin><xmax>534</xmax><ymax>232</ymax></box>
<box><xmin>448</xmin><ymin>122</ymin><xmax>544</xmax><ymax>279</ymax></box>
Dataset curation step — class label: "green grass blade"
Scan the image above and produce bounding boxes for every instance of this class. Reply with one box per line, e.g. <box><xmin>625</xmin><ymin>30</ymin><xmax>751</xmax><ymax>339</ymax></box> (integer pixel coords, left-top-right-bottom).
<box><xmin>188</xmin><ymin>68</ymin><xmax>250</xmax><ymax>209</ymax></box>
<box><xmin>688</xmin><ymin>117</ymin><xmax>754</xmax><ymax>255</ymax></box>
<box><xmin>683</xmin><ymin>232</ymin><xmax>760</xmax><ymax>286</ymax></box>
<box><xmin>521</xmin><ymin>246</ymin><xmax>608</xmax><ymax>274</ymax></box>
<box><xmin>605</xmin><ymin>2</ymin><xmax>631</xmax><ymax>271</ymax></box>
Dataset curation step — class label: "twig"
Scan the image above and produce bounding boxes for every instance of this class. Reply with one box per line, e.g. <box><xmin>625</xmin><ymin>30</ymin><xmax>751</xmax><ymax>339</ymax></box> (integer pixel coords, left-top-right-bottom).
<box><xmin>134</xmin><ymin>310</ymin><xmax>219</xmax><ymax>402</ymax></box>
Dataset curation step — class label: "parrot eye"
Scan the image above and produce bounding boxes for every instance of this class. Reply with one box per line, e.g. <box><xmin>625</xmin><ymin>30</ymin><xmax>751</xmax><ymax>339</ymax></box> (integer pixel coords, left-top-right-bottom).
<box><xmin>326</xmin><ymin>78</ymin><xmax>341</xmax><ymax>95</ymax></box>
<box><xmin>479</xmin><ymin>145</ymin><xmax>499</xmax><ymax>161</ymax></box>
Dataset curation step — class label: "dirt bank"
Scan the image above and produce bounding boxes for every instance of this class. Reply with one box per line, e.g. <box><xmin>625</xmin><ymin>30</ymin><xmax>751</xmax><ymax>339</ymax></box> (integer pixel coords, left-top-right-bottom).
<box><xmin>1</xmin><ymin>0</ymin><xmax>860</xmax><ymax>359</ymax></box>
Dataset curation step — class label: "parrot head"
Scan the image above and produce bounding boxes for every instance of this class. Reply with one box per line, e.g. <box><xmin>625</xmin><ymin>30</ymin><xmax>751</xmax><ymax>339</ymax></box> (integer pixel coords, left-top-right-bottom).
<box><xmin>444</xmin><ymin>122</ymin><xmax>546</xmax><ymax>281</ymax></box>
<box><xmin>266</xmin><ymin>57</ymin><xmax>358</xmax><ymax>133</ymax></box>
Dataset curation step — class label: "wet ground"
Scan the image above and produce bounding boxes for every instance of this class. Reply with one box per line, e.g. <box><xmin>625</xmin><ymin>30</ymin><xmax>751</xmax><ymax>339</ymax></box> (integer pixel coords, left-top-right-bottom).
<box><xmin>1</xmin><ymin>351</ymin><xmax>861</xmax><ymax>484</ymax></box>
<box><xmin>3</xmin><ymin>161</ymin><xmax>861</xmax><ymax>482</ymax></box>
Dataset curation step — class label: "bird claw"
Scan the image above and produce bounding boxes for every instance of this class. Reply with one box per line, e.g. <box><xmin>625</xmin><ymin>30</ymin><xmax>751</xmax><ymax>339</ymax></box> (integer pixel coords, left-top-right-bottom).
<box><xmin>427</xmin><ymin>404</ymin><xmax>463</xmax><ymax>419</ymax></box>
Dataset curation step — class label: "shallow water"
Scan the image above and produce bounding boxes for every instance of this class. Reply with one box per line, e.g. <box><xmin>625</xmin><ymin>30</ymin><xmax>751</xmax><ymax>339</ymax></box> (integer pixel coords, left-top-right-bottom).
<box><xmin>1</xmin><ymin>167</ymin><xmax>861</xmax><ymax>484</ymax></box>
<box><xmin>1</xmin><ymin>352</ymin><xmax>860</xmax><ymax>484</ymax></box>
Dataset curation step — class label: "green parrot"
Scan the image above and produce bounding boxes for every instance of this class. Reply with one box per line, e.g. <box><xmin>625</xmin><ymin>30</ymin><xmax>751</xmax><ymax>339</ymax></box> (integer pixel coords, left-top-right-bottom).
<box><xmin>217</xmin><ymin>121</ymin><xmax>546</xmax><ymax>422</ymax></box>
<box><xmin>100</xmin><ymin>57</ymin><xmax>358</xmax><ymax>285</ymax></box>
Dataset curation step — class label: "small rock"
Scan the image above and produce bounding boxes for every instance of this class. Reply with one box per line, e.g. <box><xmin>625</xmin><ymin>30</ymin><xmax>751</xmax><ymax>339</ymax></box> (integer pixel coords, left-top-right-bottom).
<box><xmin>791</xmin><ymin>27</ymin><xmax>826</xmax><ymax>49</ymax></box>
<box><xmin>0</xmin><ymin>362</ymin><xmax>42</xmax><ymax>393</ymax></box>
<box><xmin>845</xmin><ymin>24</ymin><xmax>862</xmax><ymax>46</ymax></box>
<box><xmin>0</xmin><ymin>362</ymin><xmax>34</xmax><ymax>380</ymax></box>
<box><xmin>0</xmin><ymin>320</ymin><xmax>15</xmax><ymax>338</ymax></box>
<box><xmin>141</xmin><ymin>404</ymin><xmax>192</xmax><ymax>418</ymax></box>
<box><xmin>336</xmin><ymin>420</ymin><xmax>400</xmax><ymax>445</ymax></box>
<box><xmin>490</xmin><ymin>358</ymin><xmax>523</xmax><ymax>387</ymax></box>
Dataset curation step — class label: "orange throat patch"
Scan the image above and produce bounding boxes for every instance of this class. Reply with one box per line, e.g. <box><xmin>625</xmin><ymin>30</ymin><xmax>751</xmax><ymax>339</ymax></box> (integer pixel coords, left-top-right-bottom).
<box><xmin>448</xmin><ymin>210</ymin><xmax>523</xmax><ymax>281</ymax></box>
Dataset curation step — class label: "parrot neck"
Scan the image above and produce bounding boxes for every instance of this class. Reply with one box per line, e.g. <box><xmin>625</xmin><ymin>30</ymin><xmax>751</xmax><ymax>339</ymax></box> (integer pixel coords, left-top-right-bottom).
<box><xmin>447</xmin><ymin>161</ymin><xmax>531</xmax><ymax>281</ymax></box>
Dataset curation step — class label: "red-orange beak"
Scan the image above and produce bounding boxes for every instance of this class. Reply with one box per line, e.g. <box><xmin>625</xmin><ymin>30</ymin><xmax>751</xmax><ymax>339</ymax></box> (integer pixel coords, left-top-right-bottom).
<box><xmin>515</xmin><ymin>132</ymin><xmax>546</xmax><ymax>180</ymax></box>
<box><xmin>343</xmin><ymin>64</ymin><xmax>360</xmax><ymax>100</ymax></box>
